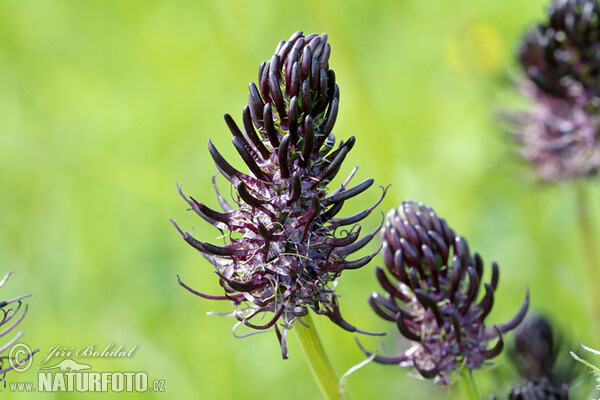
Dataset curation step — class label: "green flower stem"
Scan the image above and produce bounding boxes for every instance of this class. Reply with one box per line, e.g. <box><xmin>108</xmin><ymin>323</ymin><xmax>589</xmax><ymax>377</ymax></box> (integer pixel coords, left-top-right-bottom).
<box><xmin>296</xmin><ymin>312</ymin><xmax>348</xmax><ymax>400</ymax></box>
<box><xmin>575</xmin><ymin>184</ymin><xmax>600</xmax><ymax>324</ymax></box>
<box><xmin>459</xmin><ymin>368</ymin><xmax>480</xmax><ymax>400</ymax></box>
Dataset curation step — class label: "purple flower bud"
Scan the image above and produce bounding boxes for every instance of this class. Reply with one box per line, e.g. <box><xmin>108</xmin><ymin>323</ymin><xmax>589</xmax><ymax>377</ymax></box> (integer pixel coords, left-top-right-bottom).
<box><xmin>512</xmin><ymin>314</ymin><xmax>557</xmax><ymax>381</ymax></box>
<box><xmin>503</xmin><ymin>314</ymin><xmax>577</xmax><ymax>399</ymax></box>
<box><xmin>508</xmin><ymin>0</ymin><xmax>600</xmax><ymax>182</ymax></box>
<box><xmin>507</xmin><ymin>378</ymin><xmax>570</xmax><ymax>400</ymax></box>
<box><xmin>363</xmin><ymin>201</ymin><xmax>529</xmax><ymax>384</ymax></box>
<box><xmin>0</xmin><ymin>272</ymin><xmax>37</xmax><ymax>386</ymax></box>
<box><xmin>173</xmin><ymin>31</ymin><xmax>386</xmax><ymax>358</ymax></box>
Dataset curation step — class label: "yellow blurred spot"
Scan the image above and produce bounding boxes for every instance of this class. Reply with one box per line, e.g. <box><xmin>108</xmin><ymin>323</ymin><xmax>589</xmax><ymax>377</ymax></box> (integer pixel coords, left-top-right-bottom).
<box><xmin>446</xmin><ymin>21</ymin><xmax>506</xmax><ymax>75</ymax></box>
<box><xmin>469</xmin><ymin>22</ymin><xmax>504</xmax><ymax>73</ymax></box>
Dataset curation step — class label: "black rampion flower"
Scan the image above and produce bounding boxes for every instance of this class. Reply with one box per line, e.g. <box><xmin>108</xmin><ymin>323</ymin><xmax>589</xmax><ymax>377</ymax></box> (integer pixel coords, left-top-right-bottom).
<box><xmin>0</xmin><ymin>272</ymin><xmax>37</xmax><ymax>386</ymax></box>
<box><xmin>509</xmin><ymin>0</ymin><xmax>600</xmax><ymax>181</ymax></box>
<box><xmin>173</xmin><ymin>31</ymin><xmax>386</xmax><ymax>358</ymax></box>
<box><xmin>362</xmin><ymin>201</ymin><xmax>529</xmax><ymax>384</ymax></box>
<box><xmin>502</xmin><ymin>314</ymin><xmax>576</xmax><ymax>400</ymax></box>
<box><xmin>511</xmin><ymin>314</ymin><xmax>559</xmax><ymax>381</ymax></box>
<box><xmin>507</xmin><ymin>378</ymin><xmax>570</xmax><ymax>400</ymax></box>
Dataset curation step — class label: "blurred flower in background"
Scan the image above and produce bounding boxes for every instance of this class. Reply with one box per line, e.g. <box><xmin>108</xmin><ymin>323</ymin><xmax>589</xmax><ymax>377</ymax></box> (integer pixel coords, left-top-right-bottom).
<box><xmin>172</xmin><ymin>31</ymin><xmax>386</xmax><ymax>358</ymax></box>
<box><xmin>503</xmin><ymin>313</ymin><xmax>577</xmax><ymax>399</ymax></box>
<box><xmin>508</xmin><ymin>0</ymin><xmax>600</xmax><ymax>182</ymax></box>
<box><xmin>0</xmin><ymin>272</ymin><xmax>37</xmax><ymax>386</ymax></box>
<box><xmin>363</xmin><ymin>200</ymin><xmax>529</xmax><ymax>384</ymax></box>
<box><xmin>504</xmin><ymin>379</ymin><xmax>570</xmax><ymax>400</ymax></box>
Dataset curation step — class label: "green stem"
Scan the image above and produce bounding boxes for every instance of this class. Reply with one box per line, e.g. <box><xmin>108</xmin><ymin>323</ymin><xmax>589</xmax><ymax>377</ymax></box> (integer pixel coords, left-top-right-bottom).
<box><xmin>459</xmin><ymin>368</ymin><xmax>480</xmax><ymax>400</ymax></box>
<box><xmin>575</xmin><ymin>184</ymin><xmax>600</xmax><ymax>324</ymax></box>
<box><xmin>296</xmin><ymin>312</ymin><xmax>348</xmax><ymax>400</ymax></box>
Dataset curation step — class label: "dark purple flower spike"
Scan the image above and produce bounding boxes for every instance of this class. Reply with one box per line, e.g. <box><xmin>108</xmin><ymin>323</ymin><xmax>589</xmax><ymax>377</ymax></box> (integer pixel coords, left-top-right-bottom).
<box><xmin>363</xmin><ymin>200</ymin><xmax>529</xmax><ymax>384</ymax></box>
<box><xmin>508</xmin><ymin>0</ymin><xmax>600</xmax><ymax>182</ymax></box>
<box><xmin>505</xmin><ymin>378</ymin><xmax>570</xmax><ymax>400</ymax></box>
<box><xmin>0</xmin><ymin>272</ymin><xmax>38</xmax><ymax>387</ymax></box>
<box><xmin>173</xmin><ymin>31</ymin><xmax>387</xmax><ymax>358</ymax></box>
<box><xmin>499</xmin><ymin>314</ymin><xmax>576</xmax><ymax>400</ymax></box>
<box><xmin>511</xmin><ymin>314</ymin><xmax>558</xmax><ymax>381</ymax></box>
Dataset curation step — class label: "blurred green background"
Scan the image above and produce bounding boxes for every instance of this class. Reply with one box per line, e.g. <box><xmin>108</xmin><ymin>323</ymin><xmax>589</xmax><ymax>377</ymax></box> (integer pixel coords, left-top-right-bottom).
<box><xmin>0</xmin><ymin>0</ymin><xmax>598</xmax><ymax>398</ymax></box>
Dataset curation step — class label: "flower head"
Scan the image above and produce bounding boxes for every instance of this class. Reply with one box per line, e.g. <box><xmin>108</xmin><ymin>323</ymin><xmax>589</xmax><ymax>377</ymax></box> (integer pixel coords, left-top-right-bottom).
<box><xmin>509</xmin><ymin>0</ymin><xmax>600</xmax><ymax>181</ymax></box>
<box><xmin>507</xmin><ymin>378</ymin><xmax>570</xmax><ymax>400</ymax></box>
<box><xmin>0</xmin><ymin>272</ymin><xmax>37</xmax><ymax>386</ymax></box>
<box><xmin>511</xmin><ymin>314</ymin><xmax>558</xmax><ymax>381</ymax></box>
<box><xmin>502</xmin><ymin>314</ymin><xmax>577</xmax><ymax>399</ymax></box>
<box><xmin>173</xmin><ymin>31</ymin><xmax>386</xmax><ymax>358</ymax></box>
<box><xmin>363</xmin><ymin>201</ymin><xmax>529</xmax><ymax>384</ymax></box>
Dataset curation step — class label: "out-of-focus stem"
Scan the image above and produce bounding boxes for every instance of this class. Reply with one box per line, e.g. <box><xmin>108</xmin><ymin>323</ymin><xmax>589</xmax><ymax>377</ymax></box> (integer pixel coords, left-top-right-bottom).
<box><xmin>459</xmin><ymin>368</ymin><xmax>480</xmax><ymax>400</ymax></box>
<box><xmin>575</xmin><ymin>184</ymin><xmax>600</xmax><ymax>325</ymax></box>
<box><xmin>296</xmin><ymin>312</ymin><xmax>349</xmax><ymax>400</ymax></box>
